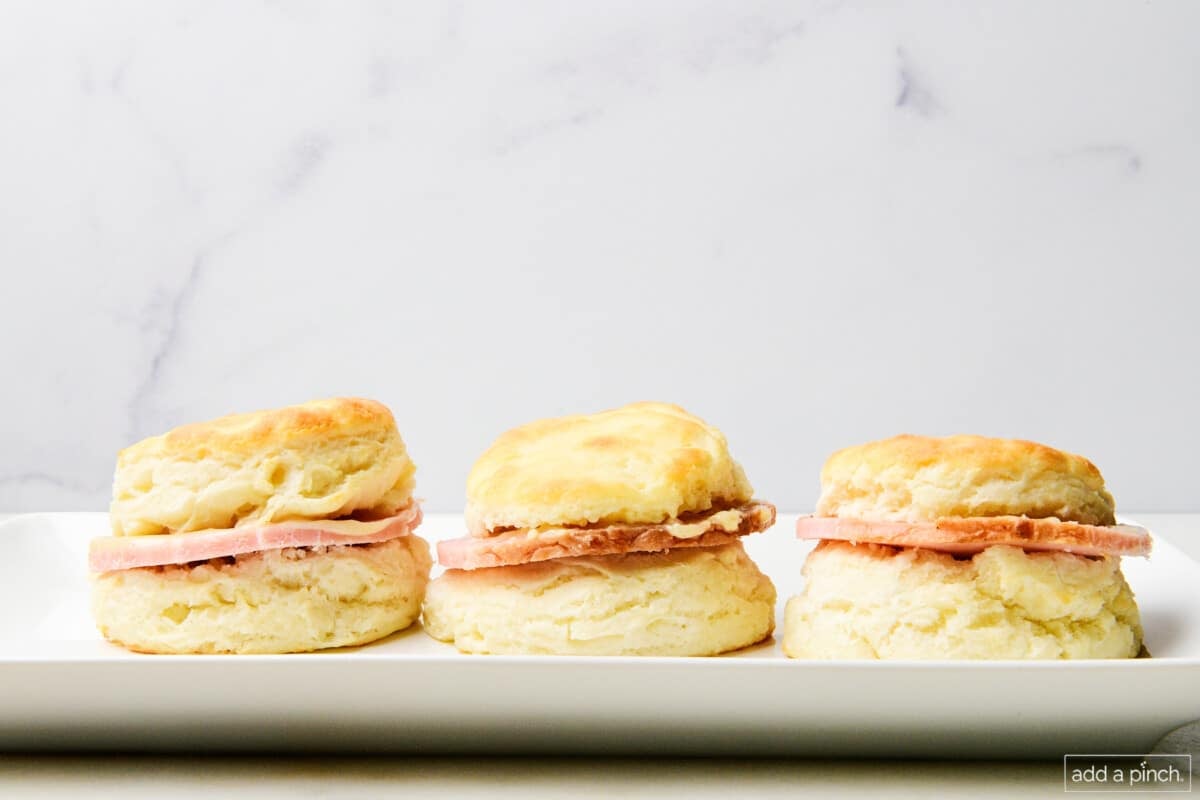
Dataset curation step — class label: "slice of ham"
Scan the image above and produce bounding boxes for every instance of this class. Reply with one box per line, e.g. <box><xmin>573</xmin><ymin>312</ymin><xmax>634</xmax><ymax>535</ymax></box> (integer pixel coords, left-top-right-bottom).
<box><xmin>437</xmin><ymin>501</ymin><xmax>776</xmax><ymax>570</ymax></box>
<box><xmin>795</xmin><ymin>514</ymin><xmax>1151</xmax><ymax>558</ymax></box>
<box><xmin>89</xmin><ymin>504</ymin><xmax>422</xmax><ymax>573</ymax></box>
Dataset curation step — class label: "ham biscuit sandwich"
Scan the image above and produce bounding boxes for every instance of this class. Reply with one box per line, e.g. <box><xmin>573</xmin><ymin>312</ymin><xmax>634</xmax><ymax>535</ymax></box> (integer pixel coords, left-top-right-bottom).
<box><xmin>783</xmin><ymin>435</ymin><xmax>1150</xmax><ymax>659</ymax></box>
<box><xmin>423</xmin><ymin>402</ymin><xmax>777</xmax><ymax>656</ymax></box>
<box><xmin>90</xmin><ymin>398</ymin><xmax>431</xmax><ymax>654</ymax></box>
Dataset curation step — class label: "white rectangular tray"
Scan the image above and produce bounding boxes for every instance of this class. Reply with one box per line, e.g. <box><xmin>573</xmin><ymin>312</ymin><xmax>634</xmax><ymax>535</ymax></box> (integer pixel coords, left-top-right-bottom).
<box><xmin>2</xmin><ymin>512</ymin><xmax>1197</xmax><ymax>757</ymax></box>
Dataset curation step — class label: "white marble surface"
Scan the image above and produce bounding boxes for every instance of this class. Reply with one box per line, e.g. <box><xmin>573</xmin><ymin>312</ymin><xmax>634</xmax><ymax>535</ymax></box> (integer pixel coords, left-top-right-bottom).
<box><xmin>2</xmin><ymin>1</ymin><xmax>1199</xmax><ymax>514</ymax></box>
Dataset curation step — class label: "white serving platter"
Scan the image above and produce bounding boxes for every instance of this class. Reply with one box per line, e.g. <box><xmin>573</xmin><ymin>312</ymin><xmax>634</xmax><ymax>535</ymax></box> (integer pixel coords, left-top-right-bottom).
<box><xmin>1</xmin><ymin>512</ymin><xmax>1197</xmax><ymax>757</ymax></box>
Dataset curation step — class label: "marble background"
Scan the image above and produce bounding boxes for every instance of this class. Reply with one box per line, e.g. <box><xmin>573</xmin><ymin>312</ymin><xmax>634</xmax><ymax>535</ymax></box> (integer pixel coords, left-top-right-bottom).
<box><xmin>2</xmin><ymin>1</ymin><xmax>1198</xmax><ymax>514</ymax></box>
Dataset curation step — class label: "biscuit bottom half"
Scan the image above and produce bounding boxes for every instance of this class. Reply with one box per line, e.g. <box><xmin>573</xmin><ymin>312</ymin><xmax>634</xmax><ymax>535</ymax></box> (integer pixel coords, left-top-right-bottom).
<box><xmin>783</xmin><ymin>540</ymin><xmax>1142</xmax><ymax>659</ymax></box>
<box><xmin>92</xmin><ymin>535</ymin><xmax>431</xmax><ymax>654</ymax></box>
<box><xmin>423</xmin><ymin>542</ymin><xmax>776</xmax><ymax>656</ymax></box>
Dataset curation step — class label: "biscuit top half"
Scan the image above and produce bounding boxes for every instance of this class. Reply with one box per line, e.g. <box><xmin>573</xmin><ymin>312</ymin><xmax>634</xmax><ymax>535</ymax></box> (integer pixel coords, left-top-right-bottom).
<box><xmin>465</xmin><ymin>402</ymin><xmax>754</xmax><ymax>534</ymax></box>
<box><xmin>110</xmin><ymin>397</ymin><xmax>416</xmax><ymax>536</ymax></box>
<box><xmin>815</xmin><ymin>434</ymin><xmax>1115</xmax><ymax>526</ymax></box>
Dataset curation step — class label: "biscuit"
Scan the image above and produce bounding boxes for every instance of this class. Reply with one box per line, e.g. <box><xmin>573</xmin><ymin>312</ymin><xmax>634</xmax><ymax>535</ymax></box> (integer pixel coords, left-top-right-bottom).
<box><xmin>782</xmin><ymin>540</ymin><xmax>1141</xmax><ymax>659</ymax></box>
<box><xmin>92</xmin><ymin>535</ymin><xmax>431</xmax><ymax>654</ymax></box>
<box><xmin>111</xmin><ymin>398</ymin><xmax>416</xmax><ymax>536</ymax></box>
<box><xmin>423</xmin><ymin>542</ymin><xmax>776</xmax><ymax>656</ymax></box>
<box><xmin>465</xmin><ymin>402</ymin><xmax>753</xmax><ymax>534</ymax></box>
<box><xmin>815</xmin><ymin>434</ymin><xmax>1115</xmax><ymax>525</ymax></box>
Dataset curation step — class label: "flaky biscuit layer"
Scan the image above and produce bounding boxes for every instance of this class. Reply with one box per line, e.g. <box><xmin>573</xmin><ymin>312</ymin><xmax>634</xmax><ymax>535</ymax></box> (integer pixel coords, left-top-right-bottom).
<box><xmin>92</xmin><ymin>535</ymin><xmax>431</xmax><ymax>654</ymax></box>
<box><xmin>466</xmin><ymin>402</ymin><xmax>753</xmax><ymax>533</ymax></box>
<box><xmin>111</xmin><ymin>398</ymin><xmax>416</xmax><ymax>536</ymax></box>
<box><xmin>815</xmin><ymin>434</ymin><xmax>1115</xmax><ymax>525</ymax></box>
<box><xmin>783</xmin><ymin>540</ymin><xmax>1141</xmax><ymax>659</ymax></box>
<box><xmin>423</xmin><ymin>542</ymin><xmax>775</xmax><ymax>656</ymax></box>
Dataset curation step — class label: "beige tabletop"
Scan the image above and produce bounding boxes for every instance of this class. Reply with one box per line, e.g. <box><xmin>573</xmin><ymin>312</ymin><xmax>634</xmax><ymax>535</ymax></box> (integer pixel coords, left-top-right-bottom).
<box><xmin>1</xmin><ymin>513</ymin><xmax>1195</xmax><ymax>798</ymax></box>
<box><xmin>0</xmin><ymin>755</ymin><xmax>1073</xmax><ymax>799</ymax></box>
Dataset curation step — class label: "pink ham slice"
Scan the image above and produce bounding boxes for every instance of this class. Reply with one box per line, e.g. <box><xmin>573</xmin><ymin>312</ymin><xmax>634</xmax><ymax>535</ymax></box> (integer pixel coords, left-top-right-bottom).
<box><xmin>438</xmin><ymin>501</ymin><xmax>776</xmax><ymax>570</ymax></box>
<box><xmin>795</xmin><ymin>515</ymin><xmax>1151</xmax><ymax>557</ymax></box>
<box><xmin>89</xmin><ymin>504</ymin><xmax>422</xmax><ymax>573</ymax></box>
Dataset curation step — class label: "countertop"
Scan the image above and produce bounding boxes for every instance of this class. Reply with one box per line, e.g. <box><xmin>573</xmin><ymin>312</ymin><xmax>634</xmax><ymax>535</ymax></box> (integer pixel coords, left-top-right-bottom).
<box><xmin>0</xmin><ymin>755</ymin><xmax>1074</xmax><ymax>799</ymax></box>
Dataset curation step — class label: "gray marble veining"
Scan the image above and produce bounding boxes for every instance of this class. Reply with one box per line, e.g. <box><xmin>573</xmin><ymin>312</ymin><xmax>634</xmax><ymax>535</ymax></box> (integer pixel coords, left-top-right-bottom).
<box><xmin>1</xmin><ymin>1</ymin><xmax>1198</xmax><ymax>514</ymax></box>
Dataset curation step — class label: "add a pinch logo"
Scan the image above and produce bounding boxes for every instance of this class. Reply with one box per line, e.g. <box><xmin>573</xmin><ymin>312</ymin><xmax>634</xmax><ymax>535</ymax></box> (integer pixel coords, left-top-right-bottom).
<box><xmin>1064</xmin><ymin>755</ymin><xmax>1193</xmax><ymax>792</ymax></box>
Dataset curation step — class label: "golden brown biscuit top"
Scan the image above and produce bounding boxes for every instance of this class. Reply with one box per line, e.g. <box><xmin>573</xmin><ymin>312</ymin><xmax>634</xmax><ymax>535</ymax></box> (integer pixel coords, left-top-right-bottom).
<box><xmin>465</xmin><ymin>402</ymin><xmax>754</xmax><ymax>534</ymax></box>
<box><xmin>815</xmin><ymin>434</ymin><xmax>1115</xmax><ymax>526</ymax></box>
<box><xmin>117</xmin><ymin>397</ymin><xmax>396</xmax><ymax>465</ymax></box>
